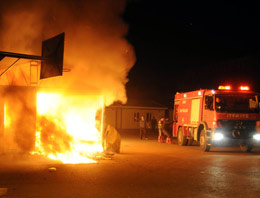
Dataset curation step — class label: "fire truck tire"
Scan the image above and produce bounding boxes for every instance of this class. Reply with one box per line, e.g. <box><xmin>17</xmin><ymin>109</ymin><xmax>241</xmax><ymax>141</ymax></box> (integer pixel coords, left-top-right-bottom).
<box><xmin>200</xmin><ymin>130</ymin><xmax>210</xmax><ymax>152</ymax></box>
<box><xmin>177</xmin><ymin>127</ymin><xmax>187</xmax><ymax>146</ymax></box>
<box><xmin>240</xmin><ymin>143</ymin><xmax>253</xmax><ymax>152</ymax></box>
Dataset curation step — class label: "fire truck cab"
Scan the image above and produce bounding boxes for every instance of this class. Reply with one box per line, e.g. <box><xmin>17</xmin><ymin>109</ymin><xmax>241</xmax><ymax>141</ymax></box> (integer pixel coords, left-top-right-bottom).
<box><xmin>172</xmin><ymin>85</ymin><xmax>260</xmax><ymax>152</ymax></box>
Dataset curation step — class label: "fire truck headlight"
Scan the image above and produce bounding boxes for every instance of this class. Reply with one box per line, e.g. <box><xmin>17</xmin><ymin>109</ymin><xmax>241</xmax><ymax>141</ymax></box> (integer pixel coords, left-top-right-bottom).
<box><xmin>213</xmin><ymin>133</ymin><xmax>224</xmax><ymax>141</ymax></box>
<box><xmin>253</xmin><ymin>134</ymin><xmax>260</xmax><ymax>141</ymax></box>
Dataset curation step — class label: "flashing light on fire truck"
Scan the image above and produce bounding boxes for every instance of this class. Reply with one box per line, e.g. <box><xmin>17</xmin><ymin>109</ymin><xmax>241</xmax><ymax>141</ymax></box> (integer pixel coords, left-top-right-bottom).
<box><xmin>218</xmin><ymin>85</ymin><xmax>231</xmax><ymax>90</ymax></box>
<box><xmin>218</xmin><ymin>85</ymin><xmax>250</xmax><ymax>91</ymax></box>
<box><xmin>239</xmin><ymin>86</ymin><xmax>250</xmax><ymax>91</ymax></box>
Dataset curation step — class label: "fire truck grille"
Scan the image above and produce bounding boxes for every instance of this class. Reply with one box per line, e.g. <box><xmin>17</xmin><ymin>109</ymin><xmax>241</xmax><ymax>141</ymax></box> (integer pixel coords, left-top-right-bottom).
<box><xmin>218</xmin><ymin>120</ymin><xmax>256</xmax><ymax>139</ymax></box>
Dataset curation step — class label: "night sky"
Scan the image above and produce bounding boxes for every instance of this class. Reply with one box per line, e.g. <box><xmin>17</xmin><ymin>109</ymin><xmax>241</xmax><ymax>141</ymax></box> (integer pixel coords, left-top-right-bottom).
<box><xmin>124</xmin><ymin>0</ymin><xmax>260</xmax><ymax>107</ymax></box>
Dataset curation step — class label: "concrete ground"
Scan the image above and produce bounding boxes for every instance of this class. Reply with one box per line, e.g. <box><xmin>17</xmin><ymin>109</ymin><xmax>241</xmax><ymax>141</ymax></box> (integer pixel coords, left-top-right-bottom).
<box><xmin>1</xmin><ymin>130</ymin><xmax>260</xmax><ymax>198</ymax></box>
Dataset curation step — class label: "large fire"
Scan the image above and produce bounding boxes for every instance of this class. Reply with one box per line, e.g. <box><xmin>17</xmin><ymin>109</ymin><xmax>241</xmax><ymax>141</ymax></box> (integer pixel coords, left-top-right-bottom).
<box><xmin>32</xmin><ymin>91</ymin><xmax>104</xmax><ymax>163</ymax></box>
<box><xmin>0</xmin><ymin>0</ymin><xmax>136</xmax><ymax>164</ymax></box>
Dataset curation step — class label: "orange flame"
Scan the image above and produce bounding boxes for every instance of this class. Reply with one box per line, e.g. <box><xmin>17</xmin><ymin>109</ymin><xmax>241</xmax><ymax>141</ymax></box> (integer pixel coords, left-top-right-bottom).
<box><xmin>32</xmin><ymin>91</ymin><xmax>104</xmax><ymax>164</ymax></box>
<box><xmin>3</xmin><ymin>104</ymin><xmax>11</xmax><ymax>128</ymax></box>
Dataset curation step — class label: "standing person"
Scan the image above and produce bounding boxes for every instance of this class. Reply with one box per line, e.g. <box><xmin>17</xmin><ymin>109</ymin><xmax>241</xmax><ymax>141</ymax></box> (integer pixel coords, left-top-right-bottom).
<box><xmin>162</xmin><ymin>117</ymin><xmax>173</xmax><ymax>144</ymax></box>
<box><xmin>158</xmin><ymin>117</ymin><xmax>164</xmax><ymax>142</ymax></box>
<box><xmin>139</xmin><ymin>115</ymin><xmax>147</xmax><ymax>140</ymax></box>
<box><xmin>151</xmin><ymin>116</ymin><xmax>157</xmax><ymax>134</ymax></box>
<box><xmin>146</xmin><ymin>120</ymin><xmax>151</xmax><ymax>135</ymax></box>
<box><xmin>158</xmin><ymin>117</ymin><xmax>172</xmax><ymax>143</ymax></box>
<box><xmin>162</xmin><ymin>117</ymin><xmax>172</xmax><ymax>138</ymax></box>
<box><xmin>158</xmin><ymin>117</ymin><xmax>163</xmax><ymax>137</ymax></box>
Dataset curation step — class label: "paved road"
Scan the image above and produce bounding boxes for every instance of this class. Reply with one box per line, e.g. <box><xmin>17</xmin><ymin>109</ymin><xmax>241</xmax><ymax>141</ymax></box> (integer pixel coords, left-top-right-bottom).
<box><xmin>1</xmin><ymin>132</ymin><xmax>260</xmax><ymax>198</ymax></box>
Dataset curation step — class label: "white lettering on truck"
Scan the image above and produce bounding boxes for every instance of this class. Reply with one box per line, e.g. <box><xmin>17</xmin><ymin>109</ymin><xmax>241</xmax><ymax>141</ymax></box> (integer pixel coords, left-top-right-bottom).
<box><xmin>180</xmin><ymin>109</ymin><xmax>188</xmax><ymax>113</ymax></box>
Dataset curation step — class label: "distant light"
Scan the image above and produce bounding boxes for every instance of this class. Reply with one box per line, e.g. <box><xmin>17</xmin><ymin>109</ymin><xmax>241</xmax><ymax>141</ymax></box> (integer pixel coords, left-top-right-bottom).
<box><xmin>184</xmin><ymin>94</ymin><xmax>187</xmax><ymax>98</ymax></box>
<box><xmin>198</xmin><ymin>91</ymin><xmax>202</xmax><ymax>96</ymax></box>
<box><xmin>218</xmin><ymin>85</ymin><xmax>231</xmax><ymax>90</ymax></box>
<box><xmin>239</xmin><ymin>86</ymin><xmax>250</xmax><ymax>91</ymax></box>
<box><xmin>211</xmin><ymin>90</ymin><xmax>215</xmax><ymax>94</ymax></box>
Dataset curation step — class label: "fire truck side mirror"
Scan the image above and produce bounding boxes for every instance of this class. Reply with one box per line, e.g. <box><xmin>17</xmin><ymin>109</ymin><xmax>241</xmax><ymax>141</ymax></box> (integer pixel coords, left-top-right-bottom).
<box><xmin>205</xmin><ymin>96</ymin><xmax>213</xmax><ymax>111</ymax></box>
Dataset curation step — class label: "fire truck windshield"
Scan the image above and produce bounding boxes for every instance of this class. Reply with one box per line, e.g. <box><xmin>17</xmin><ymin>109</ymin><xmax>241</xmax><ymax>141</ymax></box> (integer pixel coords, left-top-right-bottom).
<box><xmin>215</xmin><ymin>94</ymin><xmax>259</xmax><ymax>113</ymax></box>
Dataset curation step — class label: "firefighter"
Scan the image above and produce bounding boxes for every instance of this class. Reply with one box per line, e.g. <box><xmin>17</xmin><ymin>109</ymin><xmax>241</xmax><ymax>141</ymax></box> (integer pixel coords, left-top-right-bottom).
<box><xmin>216</xmin><ymin>96</ymin><xmax>224</xmax><ymax>110</ymax></box>
<box><xmin>158</xmin><ymin>117</ymin><xmax>163</xmax><ymax>137</ymax></box>
<box><xmin>158</xmin><ymin>117</ymin><xmax>165</xmax><ymax>142</ymax></box>
<box><xmin>162</xmin><ymin>117</ymin><xmax>172</xmax><ymax>138</ymax></box>
<box><xmin>158</xmin><ymin>117</ymin><xmax>172</xmax><ymax>143</ymax></box>
<box><xmin>139</xmin><ymin>115</ymin><xmax>147</xmax><ymax>140</ymax></box>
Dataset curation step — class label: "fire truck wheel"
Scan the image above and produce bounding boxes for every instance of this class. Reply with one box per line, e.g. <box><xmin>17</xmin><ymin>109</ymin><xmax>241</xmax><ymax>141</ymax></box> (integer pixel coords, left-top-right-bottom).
<box><xmin>177</xmin><ymin>127</ymin><xmax>187</xmax><ymax>146</ymax></box>
<box><xmin>240</xmin><ymin>143</ymin><xmax>253</xmax><ymax>152</ymax></box>
<box><xmin>200</xmin><ymin>130</ymin><xmax>210</xmax><ymax>152</ymax></box>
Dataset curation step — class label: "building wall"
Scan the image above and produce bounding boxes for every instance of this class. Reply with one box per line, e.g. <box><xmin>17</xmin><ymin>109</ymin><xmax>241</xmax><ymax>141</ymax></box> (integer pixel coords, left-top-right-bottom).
<box><xmin>105</xmin><ymin>106</ymin><xmax>167</xmax><ymax>130</ymax></box>
<box><xmin>0</xmin><ymin>86</ymin><xmax>37</xmax><ymax>153</ymax></box>
<box><xmin>0</xmin><ymin>96</ymin><xmax>3</xmax><ymax>137</ymax></box>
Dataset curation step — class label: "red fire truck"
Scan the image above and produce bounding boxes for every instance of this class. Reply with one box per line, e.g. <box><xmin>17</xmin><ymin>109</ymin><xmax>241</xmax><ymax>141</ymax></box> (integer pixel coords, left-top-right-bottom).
<box><xmin>172</xmin><ymin>85</ymin><xmax>260</xmax><ymax>152</ymax></box>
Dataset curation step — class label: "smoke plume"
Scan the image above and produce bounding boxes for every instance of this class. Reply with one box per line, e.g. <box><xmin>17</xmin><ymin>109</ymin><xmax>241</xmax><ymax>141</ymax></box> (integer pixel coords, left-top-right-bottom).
<box><xmin>0</xmin><ymin>0</ymin><xmax>136</xmax><ymax>105</ymax></box>
<box><xmin>0</xmin><ymin>0</ymin><xmax>135</xmax><ymax>155</ymax></box>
